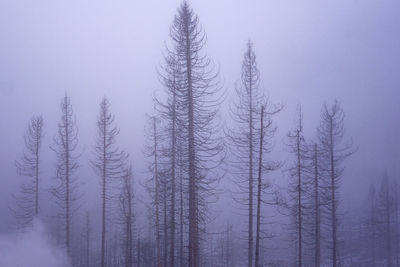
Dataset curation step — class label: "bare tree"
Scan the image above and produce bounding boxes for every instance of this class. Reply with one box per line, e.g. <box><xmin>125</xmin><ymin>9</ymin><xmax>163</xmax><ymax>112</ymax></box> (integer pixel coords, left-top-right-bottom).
<box><xmin>166</xmin><ymin>2</ymin><xmax>222</xmax><ymax>266</ymax></box>
<box><xmin>13</xmin><ymin>115</ymin><xmax>43</xmax><ymax>228</ymax></box>
<box><xmin>286</xmin><ymin>108</ymin><xmax>308</xmax><ymax>267</ymax></box>
<box><xmin>92</xmin><ymin>96</ymin><xmax>128</xmax><ymax>267</ymax></box>
<box><xmin>51</xmin><ymin>93</ymin><xmax>80</xmax><ymax>255</ymax></box>
<box><xmin>226</xmin><ymin>40</ymin><xmax>265</xmax><ymax>267</ymax></box>
<box><xmin>177</xmin><ymin>129</ymin><xmax>187</xmax><ymax>267</ymax></box>
<box><xmin>317</xmin><ymin>100</ymin><xmax>354</xmax><ymax>267</ymax></box>
<box><xmin>156</xmin><ymin>53</ymin><xmax>182</xmax><ymax>267</ymax></box>
<box><xmin>310</xmin><ymin>143</ymin><xmax>321</xmax><ymax>267</ymax></box>
<box><xmin>120</xmin><ymin>165</ymin><xmax>135</xmax><ymax>267</ymax></box>
<box><xmin>144</xmin><ymin>116</ymin><xmax>162</xmax><ymax>267</ymax></box>
<box><xmin>254</xmin><ymin>102</ymin><xmax>281</xmax><ymax>267</ymax></box>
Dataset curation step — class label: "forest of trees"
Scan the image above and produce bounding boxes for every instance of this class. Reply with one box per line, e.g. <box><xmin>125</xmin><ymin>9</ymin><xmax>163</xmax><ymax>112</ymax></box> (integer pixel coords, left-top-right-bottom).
<box><xmin>9</xmin><ymin>2</ymin><xmax>399</xmax><ymax>267</ymax></box>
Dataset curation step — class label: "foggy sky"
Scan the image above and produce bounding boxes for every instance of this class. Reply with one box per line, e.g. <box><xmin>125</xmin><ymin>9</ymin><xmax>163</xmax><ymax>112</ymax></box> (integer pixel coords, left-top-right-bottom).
<box><xmin>0</xmin><ymin>0</ymin><xmax>399</xmax><ymax>232</ymax></box>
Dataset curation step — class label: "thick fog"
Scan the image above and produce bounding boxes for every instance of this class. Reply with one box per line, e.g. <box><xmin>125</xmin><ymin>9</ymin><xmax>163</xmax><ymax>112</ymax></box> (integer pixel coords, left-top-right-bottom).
<box><xmin>0</xmin><ymin>0</ymin><xmax>399</xmax><ymax>266</ymax></box>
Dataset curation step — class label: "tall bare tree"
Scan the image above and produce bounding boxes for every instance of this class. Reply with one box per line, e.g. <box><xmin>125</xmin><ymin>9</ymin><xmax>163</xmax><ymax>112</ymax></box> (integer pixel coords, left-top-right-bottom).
<box><xmin>286</xmin><ymin>108</ymin><xmax>308</xmax><ymax>267</ymax></box>
<box><xmin>92</xmin><ymin>96</ymin><xmax>128</xmax><ymax>267</ymax></box>
<box><xmin>144</xmin><ymin>115</ymin><xmax>162</xmax><ymax>267</ymax></box>
<box><xmin>317</xmin><ymin>100</ymin><xmax>354</xmax><ymax>267</ymax></box>
<box><xmin>166</xmin><ymin>2</ymin><xmax>222</xmax><ymax>266</ymax></box>
<box><xmin>310</xmin><ymin>143</ymin><xmax>321</xmax><ymax>267</ymax></box>
<box><xmin>156</xmin><ymin>53</ymin><xmax>182</xmax><ymax>267</ymax></box>
<box><xmin>254</xmin><ymin>103</ymin><xmax>281</xmax><ymax>267</ymax></box>
<box><xmin>227</xmin><ymin>40</ymin><xmax>268</xmax><ymax>267</ymax></box>
<box><xmin>51</xmin><ymin>93</ymin><xmax>80</xmax><ymax>255</ymax></box>
<box><xmin>13</xmin><ymin>115</ymin><xmax>43</xmax><ymax>228</ymax></box>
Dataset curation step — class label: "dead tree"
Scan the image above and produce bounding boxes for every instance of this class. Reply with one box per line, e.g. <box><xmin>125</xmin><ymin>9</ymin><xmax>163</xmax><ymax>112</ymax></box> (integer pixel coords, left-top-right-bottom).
<box><xmin>120</xmin><ymin>166</ymin><xmax>135</xmax><ymax>267</ymax></box>
<box><xmin>156</xmin><ymin>52</ymin><xmax>182</xmax><ymax>267</ymax></box>
<box><xmin>226</xmin><ymin>40</ymin><xmax>264</xmax><ymax>267</ymax></box>
<box><xmin>13</xmin><ymin>115</ymin><xmax>43</xmax><ymax>228</ymax></box>
<box><xmin>166</xmin><ymin>2</ymin><xmax>222</xmax><ymax>266</ymax></box>
<box><xmin>92</xmin><ymin>96</ymin><xmax>128</xmax><ymax>267</ymax></box>
<box><xmin>51</xmin><ymin>93</ymin><xmax>80</xmax><ymax>255</ymax></box>
<box><xmin>254</xmin><ymin>102</ymin><xmax>281</xmax><ymax>267</ymax></box>
<box><xmin>286</xmin><ymin>108</ymin><xmax>308</xmax><ymax>267</ymax></box>
<box><xmin>310</xmin><ymin>143</ymin><xmax>321</xmax><ymax>267</ymax></box>
<box><xmin>177</xmin><ymin>129</ymin><xmax>187</xmax><ymax>267</ymax></box>
<box><xmin>317</xmin><ymin>100</ymin><xmax>354</xmax><ymax>267</ymax></box>
<box><xmin>144</xmin><ymin>116</ymin><xmax>162</xmax><ymax>267</ymax></box>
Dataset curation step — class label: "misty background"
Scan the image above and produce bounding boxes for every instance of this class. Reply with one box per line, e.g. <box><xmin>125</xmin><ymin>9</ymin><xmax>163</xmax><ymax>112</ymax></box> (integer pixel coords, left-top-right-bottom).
<box><xmin>0</xmin><ymin>0</ymin><xmax>399</xmax><ymax>265</ymax></box>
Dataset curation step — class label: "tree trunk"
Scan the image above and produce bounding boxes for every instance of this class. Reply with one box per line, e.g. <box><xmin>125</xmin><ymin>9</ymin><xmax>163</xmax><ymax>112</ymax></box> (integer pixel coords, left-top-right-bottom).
<box><xmin>170</xmin><ymin>86</ymin><xmax>177</xmax><ymax>267</ymax></box>
<box><xmin>184</xmin><ymin>14</ymin><xmax>199</xmax><ymax>267</ymax></box>
<box><xmin>65</xmin><ymin>102</ymin><xmax>71</xmax><ymax>256</ymax></box>
<box><xmin>329</xmin><ymin>116</ymin><xmax>337</xmax><ymax>267</ymax></box>
<box><xmin>255</xmin><ymin>106</ymin><xmax>264</xmax><ymax>267</ymax></box>
<box><xmin>297</xmin><ymin>129</ymin><xmax>302</xmax><ymax>267</ymax></box>
<box><xmin>154</xmin><ymin>118</ymin><xmax>162</xmax><ymax>267</ymax></box>
<box><xmin>101</xmin><ymin>111</ymin><xmax>107</xmax><ymax>267</ymax></box>
<box><xmin>248</xmin><ymin>48</ymin><xmax>254</xmax><ymax>267</ymax></box>
<box><xmin>314</xmin><ymin>144</ymin><xmax>320</xmax><ymax>267</ymax></box>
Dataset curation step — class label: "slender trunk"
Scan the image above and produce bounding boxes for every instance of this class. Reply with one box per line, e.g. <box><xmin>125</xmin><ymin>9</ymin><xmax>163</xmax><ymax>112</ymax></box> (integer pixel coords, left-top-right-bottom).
<box><xmin>372</xmin><ymin>210</ymin><xmax>376</xmax><ymax>266</ymax></box>
<box><xmin>314</xmin><ymin>144</ymin><xmax>320</xmax><ymax>267</ymax></box>
<box><xmin>329</xmin><ymin>117</ymin><xmax>337</xmax><ymax>267</ymax></box>
<box><xmin>154</xmin><ymin>118</ymin><xmax>162</xmax><ymax>267</ymax></box>
<box><xmin>137</xmin><ymin>237</ymin><xmax>141</xmax><ymax>267</ymax></box>
<box><xmin>126</xmin><ymin>185</ymin><xmax>133</xmax><ymax>267</ymax></box>
<box><xmin>387</xmin><ymin>187</ymin><xmax>392</xmax><ymax>267</ymax></box>
<box><xmin>179</xmin><ymin>153</ymin><xmax>184</xmax><ymax>267</ymax></box>
<box><xmin>396</xmin><ymin>186</ymin><xmax>399</xmax><ymax>267</ymax></box>
<box><xmin>86</xmin><ymin>213</ymin><xmax>90</xmax><ymax>267</ymax></box>
<box><xmin>170</xmin><ymin>87</ymin><xmax>177</xmax><ymax>267</ymax></box>
<box><xmin>226</xmin><ymin>222</ymin><xmax>231</xmax><ymax>267</ymax></box>
<box><xmin>35</xmin><ymin>130</ymin><xmax>39</xmax><ymax>216</ymax></box>
<box><xmin>255</xmin><ymin>106</ymin><xmax>264</xmax><ymax>267</ymax></box>
<box><xmin>163</xmin><ymin>182</ymin><xmax>168</xmax><ymax>267</ymax></box>
<box><xmin>297</xmin><ymin>130</ymin><xmax>302</xmax><ymax>267</ymax></box>
<box><xmin>101</xmin><ymin>112</ymin><xmax>107</xmax><ymax>267</ymax></box>
<box><xmin>65</xmin><ymin>103</ymin><xmax>70</xmax><ymax>256</ymax></box>
<box><xmin>248</xmin><ymin>48</ymin><xmax>254</xmax><ymax>267</ymax></box>
<box><xmin>184</xmin><ymin>14</ymin><xmax>198</xmax><ymax>267</ymax></box>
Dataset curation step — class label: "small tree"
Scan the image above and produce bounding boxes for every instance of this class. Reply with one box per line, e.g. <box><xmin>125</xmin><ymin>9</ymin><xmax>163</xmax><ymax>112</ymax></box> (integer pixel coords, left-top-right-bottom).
<box><xmin>92</xmin><ymin>96</ymin><xmax>128</xmax><ymax>267</ymax></box>
<box><xmin>254</xmin><ymin>103</ymin><xmax>281</xmax><ymax>267</ymax></box>
<box><xmin>286</xmin><ymin>108</ymin><xmax>308</xmax><ymax>267</ymax></box>
<box><xmin>13</xmin><ymin>115</ymin><xmax>44</xmax><ymax>228</ymax></box>
<box><xmin>317</xmin><ymin>100</ymin><xmax>354</xmax><ymax>267</ymax></box>
<box><xmin>51</xmin><ymin>93</ymin><xmax>80</xmax><ymax>255</ymax></box>
<box><xmin>226</xmin><ymin>40</ymin><xmax>264</xmax><ymax>267</ymax></box>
